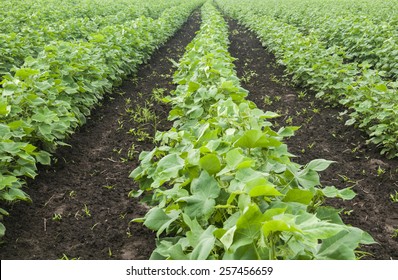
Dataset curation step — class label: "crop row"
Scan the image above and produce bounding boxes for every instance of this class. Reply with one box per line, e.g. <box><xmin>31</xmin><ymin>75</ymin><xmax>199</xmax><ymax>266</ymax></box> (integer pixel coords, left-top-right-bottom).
<box><xmin>131</xmin><ymin>1</ymin><xmax>373</xmax><ymax>260</ymax></box>
<box><xmin>216</xmin><ymin>0</ymin><xmax>398</xmax><ymax>159</ymax></box>
<box><xmin>0</xmin><ymin>0</ymin><xmax>191</xmax><ymax>74</ymax></box>
<box><xmin>249</xmin><ymin>0</ymin><xmax>398</xmax><ymax>80</ymax></box>
<box><xmin>0</xmin><ymin>0</ymin><xmax>205</xmax><ymax>238</ymax></box>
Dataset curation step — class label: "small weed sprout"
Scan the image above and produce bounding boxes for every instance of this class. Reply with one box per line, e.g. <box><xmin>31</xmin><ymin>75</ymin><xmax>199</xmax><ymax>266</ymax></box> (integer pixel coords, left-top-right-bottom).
<box><xmin>241</xmin><ymin>70</ymin><xmax>258</xmax><ymax>83</ymax></box>
<box><xmin>285</xmin><ymin>116</ymin><xmax>293</xmax><ymax>125</ymax></box>
<box><xmin>390</xmin><ymin>190</ymin><xmax>398</xmax><ymax>203</ymax></box>
<box><xmin>82</xmin><ymin>204</ymin><xmax>91</xmax><ymax>217</ymax></box>
<box><xmin>377</xmin><ymin>166</ymin><xmax>386</xmax><ymax>176</ymax></box>
<box><xmin>263</xmin><ymin>95</ymin><xmax>273</xmax><ymax>106</ymax></box>
<box><xmin>298</xmin><ymin>91</ymin><xmax>307</xmax><ymax>99</ymax></box>
<box><xmin>52</xmin><ymin>213</ymin><xmax>62</xmax><ymax>221</ymax></box>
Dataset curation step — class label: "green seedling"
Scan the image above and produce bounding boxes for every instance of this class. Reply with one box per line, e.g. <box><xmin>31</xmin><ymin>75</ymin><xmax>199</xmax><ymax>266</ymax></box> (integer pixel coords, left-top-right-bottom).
<box><xmin>59</xmin><ymin>254</ymin><xmax>80</xmax><ymax>260</ymax></box>
<box><xmin>377</xmin><ymin>166</ymin><xmax>386</xmax><ymax>176</ymax></box>
<box><xmin>241</xmin><ymin>70</ymin><xmax>258</xmax><ymax>83</ymax></box>
<box><xmin>82</xmin><ymin>204</ymin><xmax>91</xmax><ymax>217</ymax></box>
<box><xmin>307</xmin><ymin>142</ymin><xmax>316</xmax><ymax>149</ymax></box>
<box><xmin>390</xmin><ymin>190</ymin><xmax>398</xmax><ymax>203</ymax></box>
<box><xmin>152</xmin><ymin>88</ymin><xmax>167</xmax><ymax>102</ymax></box>
<box><xmin>263</xmin><ymin>95</ymin><xmax>273</xmax><ymax>106</ymax></box>
<box><xmin>285</xmin><ymin>116</ymin><xmax>293</xmax><ymax>125</ymax></box>
<box><xmin>52</xmin><ymin>213</ymin><xmax>62</xmax><ymax>221</ymax></box>
<box><xmin>297</xmin><ymin>91</ymin><xmax>307</xmax><ymax>99</ymax></box>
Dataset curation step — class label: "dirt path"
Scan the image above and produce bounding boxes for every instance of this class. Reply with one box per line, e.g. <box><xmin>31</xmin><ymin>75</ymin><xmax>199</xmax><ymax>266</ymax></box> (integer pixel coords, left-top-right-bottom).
<box><xmin>227</xmin><ymin>18</ymin><xmax>398</xmax><ymax>260</ymax></box>
<box><xmin>0</xmin><ymin>10</ymin><xmax>202</xmax><ymax>260</ymax></box>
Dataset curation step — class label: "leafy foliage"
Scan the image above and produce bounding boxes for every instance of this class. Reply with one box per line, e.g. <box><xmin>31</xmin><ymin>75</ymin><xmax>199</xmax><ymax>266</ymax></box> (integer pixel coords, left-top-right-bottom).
<box><xmin>0</xmin><ymin>0</ymin><xmax>205</xmax><ymax>238</ymax></box>
<box><xmin>216</xmin><ymin>0</ymin><xmax>398</xmax><ymax>158</ymax></box>
<box><xmin>131</xmin><ymin>1</ymin><xmax>374</xmax><ymax>260</ymax></box>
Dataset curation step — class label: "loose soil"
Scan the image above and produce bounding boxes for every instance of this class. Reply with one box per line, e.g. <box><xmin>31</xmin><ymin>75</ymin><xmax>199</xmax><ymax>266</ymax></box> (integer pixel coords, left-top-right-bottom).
<box><xmin>227</xmin><ymin>18</ymin><xmax>398</xmax><ymax>260</ymax></box>
<box><xmin>1</xmin><ymin>10</ymin><xmax>397</xmax><ymax>260</ymax></box>
<box><xmin>0</xmin><ymin>10</ymin><xmax>202</xmax><ymax>260</ymax></box>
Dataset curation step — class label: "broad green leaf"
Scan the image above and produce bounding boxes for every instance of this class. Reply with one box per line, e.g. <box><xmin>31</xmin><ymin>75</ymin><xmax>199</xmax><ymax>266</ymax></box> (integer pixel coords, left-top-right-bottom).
<box><xmin>321</xmin><ymin>186</ymin><xmax>356</xmax><ymax>200</ymax></box>
<box><xmin>230</xmin><ymin>203</ymin><xmax>264</xmax><ymax>251</ymax></box>
<box><xmin>179</xmin><ymin>171</ymin><xmax>220</xmax><ymax>219</ymax></box>
<box><xmin>234</xmin><ymin>129</ymin><xmax>281</xmax><ymax>149</ymax></box>
<box><xmin>199</xmin><ymin>154</ymin><xmax>221</xmax><ymax>174</ymax></box>
<box><xmin>35</xmin><ymin>151</ymin><xmax>51</xmax><ymax>165</ymax></box>
<box><xmin>263</xmin><ymin>209</ymin><xmax>287</xmax><ymax>222</ymax></box>
<box><xmin>283</xmin><ymin>189</ymin><xmax>314</xmax><ymax>204</ymax></box>
<box><xmin>0</xmin><ymin>102</ymin><xmax>11</xmax><ymax>116</ymax></box>
<box><xmin>219</xmin><ymin>226</ymin><xmax>236</xmax><ymax>250</ymax></box>
<box><xmin>297</xmin><ymin>170</ymin><xmax>320</xmax><ymax>188</ymax></box>
<box><xmin>188</xmin><ymin>81</ymin><xmax>200</xmax><ymax>92</ymax></box>
<box><xmin>278</xmin><ymin>126</ymin><xmax>300</xmax><ymax>137</ymax></box>
<box><xmin>306</xmin><ymin>159</ymin><xmax>335</xmax><ymax>172</ymax></box>
<box><xmin>236</xmin><ymin>203</ymin><xmax>265</xmax><ymax>239</ymax></box>
<box><xmin>190</xmin><ymin>225</ymin><xmax>216</xmax><ymax>260</ymax></box>
<box><xmin>2</xmin><ymin>188</ymin><xmax>30</xmax><ymax>201</ymax></box>
<box><xmin>262</xmin><ymin>220</ymin><xmax>298</xmax><ymax>237</ymax></box>
<box><xmin>316</xmin><ymin>228</ymin><xmax>375</xmax><ymax>260</ymax></box>
<box><xmin>223</xmin><ymin>243</ymin><xmax>268</xmax><ymax>260</ymax></box>
<box><xmin>0</xmin><ymin>176</ymin><xmax>18</xmax><ymax>190</ymax></box>
<box><xmin>152</xmin><ymin>153</ymin><xmax>184</xmax><ymax>187</ymax></box>
<box><xmin>245</xmin><ymin>178</ymin><xmax>282</xmax><ymax>197</ymax></box>
<box><xmin>143</xmin><ymin>207</ymin><xmax>179</xmax><ymax>237</ymax></box>
<box><xmin>296</xmin><ymin>213</ymin><xmax>344</xmax><ymax>240</ymax></box>
<box><xmin>316</xmin><ymin>206</ymin><xmax>344</xmax><ymax>225</ymax></box>
<box><xmin>15</xmin><ymin>68</ymin><xmax>40</xmax><ymax>79</ymax></box>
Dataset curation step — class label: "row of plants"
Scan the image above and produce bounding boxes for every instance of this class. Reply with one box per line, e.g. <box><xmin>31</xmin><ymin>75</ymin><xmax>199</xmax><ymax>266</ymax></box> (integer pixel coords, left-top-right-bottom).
<box><xmin>131</xmin><ymin>1</ymin><xmax>373</xmax><ymax>260</ymax></box>
<box><xmin>215</xmin><ymin>0</ymin><xmax>398</xmax><ymax>159</ymax></box>
<box><xmin>0</xmin><ymin>0</ymin><xmax>190</xmax><ymax>74</ymax></box>
<box><xmin>0</xmin><ymin>0</ymin><xmax>205</xmax><ymax>238</ymax></box>
<box><xmin>250</xmin><ymin>0</ymin><xmax>398</xmax><ymax>80</ymax></box>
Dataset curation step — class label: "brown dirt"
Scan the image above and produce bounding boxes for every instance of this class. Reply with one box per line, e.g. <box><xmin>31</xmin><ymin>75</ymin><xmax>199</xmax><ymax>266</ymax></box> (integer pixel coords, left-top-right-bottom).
<box><xmin>227</xmin><ymin>18</ymin><xmax>398</xmax><ymax>260</ymax></box>
<box><xmin>0</xmin><ymin>10</ymin><xmax>201</xmax><ymax>260</ymax></box>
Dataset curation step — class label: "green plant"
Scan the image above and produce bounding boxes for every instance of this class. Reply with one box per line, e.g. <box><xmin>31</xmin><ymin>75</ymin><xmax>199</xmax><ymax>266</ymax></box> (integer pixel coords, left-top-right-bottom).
<box><xmin>69</xmin><ymin>190</ymin><xmax>77</xmax><ymax>198</ymax></box>
<box><xmin>297</xmin><ymin>91</ymin><xmax>307</xmax><ymax>99</ymax></box>
<box><xmin>390</xmin><ymin>190</ymin><xmax>398</xmax><ymax>203</ymax></box>
<box><xmin>377</xmin><ymin>166</ymin><xmax>386</xmax><ymax>176</ymax></box>
<box><xmin>82</xmin><ymin>204</ymin><xmax>91</xmax><ymax>217</ymax></box>
<box><xmin>241</xmin><ymin>70</ymin><xmax>258</xmax><ymax>83</ymax></box>
<box><xmin>127</xmin><ymin>128</ymin><xmax>152</xmax><ymax>142</ymax></box>
<box><xmin>152</xmin><ymin>88</ymin><xmax>167</xmax><ymax>103</ymax></box>
<box><xmin>130</xmin><ymin>2</ymin><xmax>374</xmax><ymax>260</ymax></box>
<box><xmin>52</xmin><ymin>213</ymin><xmax>62</xmax><ymax>221</ymax></box>
<box><xmin>263</xmin><ymin>95</ymin><xmax>273</xmax><ymax>106</ymax></box>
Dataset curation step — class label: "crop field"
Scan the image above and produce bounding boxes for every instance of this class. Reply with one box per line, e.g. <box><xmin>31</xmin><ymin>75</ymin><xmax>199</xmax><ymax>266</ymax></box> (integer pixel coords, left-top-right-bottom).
<box><xmin>0</xmin><ymin>0</ymin><xmax>397</xmax><ymax>260</ymax></box>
